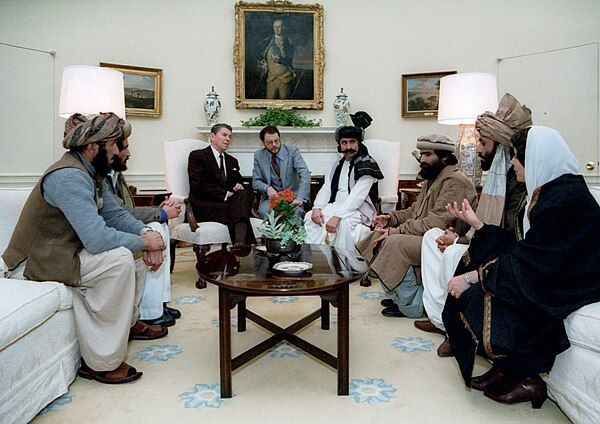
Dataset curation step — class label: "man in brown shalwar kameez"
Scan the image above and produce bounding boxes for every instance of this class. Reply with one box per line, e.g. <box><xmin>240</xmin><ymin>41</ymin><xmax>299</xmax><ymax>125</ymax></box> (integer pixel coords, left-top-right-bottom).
<box><xmin>358</xmin><ymin>134</ymin><xmax>477</xmax><ymax>318</ymax></box>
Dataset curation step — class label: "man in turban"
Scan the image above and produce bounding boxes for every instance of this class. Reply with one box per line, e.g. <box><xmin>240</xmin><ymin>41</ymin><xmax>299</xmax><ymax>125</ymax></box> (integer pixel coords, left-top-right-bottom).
<box><xmin>304</xmin><ymin>118</ymin><xmax>384</xmax><ymax>251</ymax></box>
<box><xmin>2</xmin><ymin>112</ymin><xmax>168</xmax><ymax>384</ymax></box>
<box><xmin>358</xmin><ymin>134</ymin><xmax>477</xmax><ymax>320</ymax></box>
<box><xmin>416</xmin><ymin>93</ymin><xmax>531</xmax><ymax>357</ymax></box>
<box><xmin>106</xmin><ymin>121</ymin><xmax>182</xmax><ymax>327</ymax></box>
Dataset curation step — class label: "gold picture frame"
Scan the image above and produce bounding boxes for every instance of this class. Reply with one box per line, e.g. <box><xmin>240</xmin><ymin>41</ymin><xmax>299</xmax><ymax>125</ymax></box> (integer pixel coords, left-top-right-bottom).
<box><xmin>234</xmin><ymin>0</ymin><xmax>325</xmax><ymax>109</ymax></box>
<box><xmin>401</xmin><ymin>70</ymin><xmax>456</xmax><ymax>118</ymax></box>
<box><xmin>99</xmin><ymin>63</ymin><xmax>163</xmax><ymax>117</ymax></box>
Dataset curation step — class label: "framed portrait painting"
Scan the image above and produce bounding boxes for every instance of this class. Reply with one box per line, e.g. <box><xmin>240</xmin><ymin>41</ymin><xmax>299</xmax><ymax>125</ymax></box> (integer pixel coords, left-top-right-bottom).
<box><xmin>99</xmin><ymin>63</ymin><xmax>163</xmax><ymax>117</ymax></box>
<box><xmin>234</xmin><ymin>0</ymin><xmax>324</xmax><ymax>109</ymax></box>
<box><xmin>401</xmin><ymin>71</ymin><xmax>456</xmax><ymax>118</ymax></box>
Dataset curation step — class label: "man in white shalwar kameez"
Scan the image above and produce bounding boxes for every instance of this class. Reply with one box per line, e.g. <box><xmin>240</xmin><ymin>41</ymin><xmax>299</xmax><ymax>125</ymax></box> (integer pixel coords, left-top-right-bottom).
<box><xmin>305</xmin><ymin>123</ymin><xmax>383</xmax><ymax>251</ymax></box>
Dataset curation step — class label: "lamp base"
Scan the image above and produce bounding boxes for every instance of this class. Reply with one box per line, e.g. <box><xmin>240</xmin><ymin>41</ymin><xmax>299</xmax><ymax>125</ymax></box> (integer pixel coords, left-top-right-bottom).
<box><xmin>456</xmin><ymin>124</ymin><xmax>482</xmax><ymax>187</ymax></box>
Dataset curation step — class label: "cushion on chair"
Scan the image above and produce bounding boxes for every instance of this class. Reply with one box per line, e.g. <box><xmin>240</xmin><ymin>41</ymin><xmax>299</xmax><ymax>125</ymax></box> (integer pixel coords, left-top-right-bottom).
<box><xmin>0</xmin><ymin>278</ymin><xmax>73</xmax><ymax>350</ymax></box>
<box><xmin>171</xmin><ymin>222</ymin><xmax>231</xmax><ymax>245</ymax></box>
<box><xmin>564</xmin><ymin>302</ymin><xmax>600</xmax><ymax>353</ymax></box>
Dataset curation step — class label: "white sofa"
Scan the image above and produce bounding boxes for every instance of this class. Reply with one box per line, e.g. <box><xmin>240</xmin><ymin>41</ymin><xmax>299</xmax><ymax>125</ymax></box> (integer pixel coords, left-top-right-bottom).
<box><xmin>0</xmin><ymin>188</ymin><xmax>79</xmax><ymax>424</ymax></box>
<box><xmin>543</xmin><ymin>185</ymin><xmax>600</xmax><ymax>424</ymax></box>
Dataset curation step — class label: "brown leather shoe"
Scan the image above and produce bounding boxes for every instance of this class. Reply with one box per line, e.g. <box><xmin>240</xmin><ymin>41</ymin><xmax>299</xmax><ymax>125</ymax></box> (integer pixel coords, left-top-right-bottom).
<box><xmin>484</xmin><ymin>376</ymin><xmax>547</xmax><ymax>409</ymax></box>
<box><xmin>436</xmin><ymin>337</ymin><xmax>453</xmax><ymax>357</ymax></box>
<box><xmin>414</xmin><ymin>319</ymin><xmax>446</xmax><ymax>336</ymax></box>
<box><xmin>129</xmin><ymin>320</ymin><xmax>168</xmax><ymax>340</ymax></box>
<box><xmin>471</xmin><ymin>366</ymin><xmax>508</xmax><ymax>392</ymax></box>
<box><xmin>78</xmin><ymin>360</ymin><xmax>142</xmax><ymax>384</ymax></box>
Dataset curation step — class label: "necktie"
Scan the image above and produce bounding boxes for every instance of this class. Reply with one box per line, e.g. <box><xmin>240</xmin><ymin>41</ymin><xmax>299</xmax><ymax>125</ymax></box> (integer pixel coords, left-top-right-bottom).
<box><xmin>271</xmin><ymin>154</ymin><xmax>280</xmax><ymax>177</ymax></box>
<box><xmin>219</xmin><ymin>154</ymin><xmax>226</xmax><ymax>183</ymax></box>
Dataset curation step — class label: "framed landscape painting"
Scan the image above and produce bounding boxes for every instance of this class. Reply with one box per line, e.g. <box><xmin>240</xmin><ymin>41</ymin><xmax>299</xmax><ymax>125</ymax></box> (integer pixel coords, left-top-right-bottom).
<box><xmin>100</xmin><ymin>63</ymin><xmax>163</xmax><ymax>117</ymax></box>
<box><xmin>402</xmin><ymin>70</ymin><xmax>456</xmax><ymax>118</ymax></box>
<box><xmin>234</xmin><ymin>0</ymin><xmax>324</xmax><ymax>109</ymax></box>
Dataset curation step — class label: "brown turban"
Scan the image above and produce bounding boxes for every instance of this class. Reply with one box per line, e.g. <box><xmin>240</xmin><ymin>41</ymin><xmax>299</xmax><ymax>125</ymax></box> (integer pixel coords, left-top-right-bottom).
<box><xmin>62</xmin><ymin>112</ymin><xmax>124</xmax><ymax>149</ymax></box>
<box><xmin>475</xmin><ymin>93</ymin><xmax>532</xmax><ymax>147</ymax></box>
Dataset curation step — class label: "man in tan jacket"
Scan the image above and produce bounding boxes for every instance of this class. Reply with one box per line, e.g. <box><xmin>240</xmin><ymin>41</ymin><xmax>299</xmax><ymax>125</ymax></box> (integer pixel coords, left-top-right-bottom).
<box><xmin>358</xmin><ymin>134</ymin><xmax>477</xmax><ymax>318</ymax></box>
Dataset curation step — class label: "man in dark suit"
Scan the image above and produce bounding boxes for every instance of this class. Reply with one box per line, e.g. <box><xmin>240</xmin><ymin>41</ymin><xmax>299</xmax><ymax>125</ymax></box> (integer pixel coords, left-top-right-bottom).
<box><xmin>252</xmin><ymin>125</ymin><xmax>310</xmax><ymax>219</ymax></box>
<box><xmin>188</xmin><ymin>123</ymin><xmax>256</xmax><ymax>245</ymax></box>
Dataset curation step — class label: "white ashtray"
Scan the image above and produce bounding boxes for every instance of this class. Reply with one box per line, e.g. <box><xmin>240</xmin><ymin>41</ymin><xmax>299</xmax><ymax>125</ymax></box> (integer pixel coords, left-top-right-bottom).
<box><xmin>272</xmin><ymin>261</ymin><xmax>312</xmax><ymax>275</ymax></box>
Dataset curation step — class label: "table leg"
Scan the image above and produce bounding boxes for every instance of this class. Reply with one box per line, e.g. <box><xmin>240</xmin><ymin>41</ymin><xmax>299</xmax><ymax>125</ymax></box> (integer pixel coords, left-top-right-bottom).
<box><xmin>218</xmin><ymin>287</ymin><xmax>232</xmax><ymax>398</ymax></box>
<box><xmin>337</xmin><ymin>285</ymin><xmax>349</xmax><ymax>395</ymax></box>
<box><xmin>237</xmin><ymin>298</ymin><xmax>246</xmax><ymax>332</ymax></box>
<box><xmin>321</xmin><ymin>298</ymin><xmax>330</xmax><ymax>330</ymax></box>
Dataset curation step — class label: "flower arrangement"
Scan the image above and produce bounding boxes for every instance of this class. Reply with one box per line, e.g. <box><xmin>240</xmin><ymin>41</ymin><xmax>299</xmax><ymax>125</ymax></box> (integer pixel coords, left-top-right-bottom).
<box><xmin>258</xmin><ymin>189</ymin><xmax>306</xmax><ymax>244</ymax></box>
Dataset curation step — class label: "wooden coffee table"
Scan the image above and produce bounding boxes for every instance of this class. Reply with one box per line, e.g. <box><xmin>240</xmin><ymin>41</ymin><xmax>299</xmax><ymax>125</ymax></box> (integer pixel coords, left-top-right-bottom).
<box><xmin>196</xmin><ymin>244</ymin><xmax>369</xmax><ymax>398</ymax></box>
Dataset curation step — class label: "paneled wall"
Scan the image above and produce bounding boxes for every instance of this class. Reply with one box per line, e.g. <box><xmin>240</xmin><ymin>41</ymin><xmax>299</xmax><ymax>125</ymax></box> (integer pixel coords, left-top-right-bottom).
<box><xmin>1</xmin><ymin>0</ymin><xmax>599</xmax><ymax>188</ymax></box>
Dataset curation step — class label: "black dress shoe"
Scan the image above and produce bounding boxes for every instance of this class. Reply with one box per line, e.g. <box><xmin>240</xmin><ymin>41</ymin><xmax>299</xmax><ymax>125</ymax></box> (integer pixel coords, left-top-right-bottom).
<box><xmin>471</xmin><ymin>366</ymin><xmax>507</xmax><ymax>392</ymax></box>
<box><xmin>380</xmin><ymin>298</ymin><xmax>395</xmax><ymax>308</ymax></box>
<box><xmin>484</xmin><ymin>376</ymin><xmax>547</xmax><ymax>409</ymax></box>
<box><xmin>142</xmin><ymin>313</ymin><xmax>176</xmax><ymax>327</ymax></box>
<box><xmin>163</xmin><ymin>303</ymin><xmax>181</xmax><ymax>319</ymax></box>
<box><xmin>381</xmin><ymin>304</ymin><xmax>406</xmax><ymax>317</ymax></box>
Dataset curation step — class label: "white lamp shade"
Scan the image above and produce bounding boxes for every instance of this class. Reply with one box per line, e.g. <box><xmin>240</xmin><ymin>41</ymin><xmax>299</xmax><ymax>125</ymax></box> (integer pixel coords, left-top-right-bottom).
<box><xmin>58</xmin><ymin>65</ymin><xmax>126</xmax><ymax>119</ymax></box>
<box><xmin>437</xmin><ymin>73</ymin><xmax>498</xmax><ymax>125</ymax></box>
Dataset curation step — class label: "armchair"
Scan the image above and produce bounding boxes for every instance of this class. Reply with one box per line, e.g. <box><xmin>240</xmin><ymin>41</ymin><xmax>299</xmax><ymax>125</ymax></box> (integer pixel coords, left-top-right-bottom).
<box><xmin>162</xmin><ymin>139</ymin><xmax>232</xmax><ymax>288</ymax></box>
<box><xmin>362</xmin><ymin>139</ymin><xmax>402</xmax><ymax>213</ymax></box>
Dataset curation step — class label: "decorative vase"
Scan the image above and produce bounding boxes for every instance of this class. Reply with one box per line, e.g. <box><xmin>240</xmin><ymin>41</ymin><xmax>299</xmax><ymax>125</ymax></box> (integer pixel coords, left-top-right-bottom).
<box><xmin>333</xmin><ymin>87</ymin><xmax>350</xmax><ymax>126</ymax></box>
<box><xmin>204</xmin><ymin>86</ymin><xmax>221</xmax><ymax>126</ymax></box>
<box><xmin>265</xmin><ymin>238</ymin><xmax>298</xmax><ymax>254</ymax></box>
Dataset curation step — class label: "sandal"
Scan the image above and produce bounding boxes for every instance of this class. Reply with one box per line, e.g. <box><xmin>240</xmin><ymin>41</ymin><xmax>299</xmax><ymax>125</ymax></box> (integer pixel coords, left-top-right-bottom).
<box><xmin>129</xmin><ymin>320</ymin><xmax>168</xmax><ymax>340</ymax></box>
<box><xmin>78</xmin><ymin>361</ymin><xmax>142</xmax><ymax>384</ymax></box>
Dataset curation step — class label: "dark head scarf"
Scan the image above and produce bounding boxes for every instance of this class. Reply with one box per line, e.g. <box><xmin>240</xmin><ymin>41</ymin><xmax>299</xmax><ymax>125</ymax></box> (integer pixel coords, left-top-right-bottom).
<box><xmin>62</xmin><ymin>112</ymin><xmax>124</xmax><ymax>149</ymax></box>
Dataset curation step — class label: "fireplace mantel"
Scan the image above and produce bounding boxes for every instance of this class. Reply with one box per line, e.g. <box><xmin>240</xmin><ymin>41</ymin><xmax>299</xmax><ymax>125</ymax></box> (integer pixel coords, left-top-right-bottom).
<box><xmin>196</xmin><ymin>126</ymin><xmax>338</xmax><ymax>153</ymax></box>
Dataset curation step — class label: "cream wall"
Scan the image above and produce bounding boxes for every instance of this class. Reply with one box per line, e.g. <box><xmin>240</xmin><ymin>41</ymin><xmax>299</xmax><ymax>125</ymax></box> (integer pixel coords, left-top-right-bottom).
<box><xmin>1</xmin><ymin>0</ymin><xmax>599</xmax><ymax>188</ymax></box>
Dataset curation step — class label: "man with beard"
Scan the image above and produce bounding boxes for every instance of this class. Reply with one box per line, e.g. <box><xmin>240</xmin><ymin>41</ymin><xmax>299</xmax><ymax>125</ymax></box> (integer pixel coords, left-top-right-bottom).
<box><xmin>304</xmin><ymin>123</ymin><xmax>383</xmax><ymax>251</ymax></box>
<box><xmin>2</xmin><ymin>113</ymin><xmax>167</xmax><ymax>384</ymax></box>
<box><xmin>106</xmin><ymin>121</ymin><xmax>182</xmax><ymax>327</ymax></box>
<box><xmin>416</xmin><ymin>94</ymin><xmax>531</xmax><ymax>356</ymax></box>
<box><xmin>252</xmin><ymin>125</ymin><xmax>310</xmax><ymax>219</ymax></box>
<box><xmin>357</xmin><ymin>134</ymin><xmax>477</xmax><ymax>319</ymax></box>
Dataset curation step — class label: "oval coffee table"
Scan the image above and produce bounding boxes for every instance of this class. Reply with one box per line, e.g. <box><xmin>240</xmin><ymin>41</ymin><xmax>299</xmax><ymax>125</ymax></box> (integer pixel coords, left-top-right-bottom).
<box><xmin>196</xmin><ymin>243</ymin><xmax>369</xmax><ymax>398</ymax></box>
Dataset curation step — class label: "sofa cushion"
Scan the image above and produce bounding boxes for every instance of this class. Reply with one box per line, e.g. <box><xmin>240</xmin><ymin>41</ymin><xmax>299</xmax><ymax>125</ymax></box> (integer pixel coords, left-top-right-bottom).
<box><xmin>0</xmin><ymin>278</ymin><xmax>73</xmax><ymax>350</ymax></box>
<box><xmin>564</xmin><ymin>301</ymin><xmax>600</xmax><ymax>353</ymax></box>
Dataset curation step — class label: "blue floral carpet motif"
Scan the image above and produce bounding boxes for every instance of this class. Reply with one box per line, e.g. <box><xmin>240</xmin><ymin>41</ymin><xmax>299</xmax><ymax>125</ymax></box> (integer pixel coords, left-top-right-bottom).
<box><xmin>358</xmin><ymin>291</ymin><xmax>386</xmax><ymax>300</ymax></box>
<box><xmin>348</xmin><ymin>378</ymin><xmax>396</xmax><ymax>404</ymax></box>
<box><xmin>392</xmin><ymin>336</ymin><xmax>434</xmax><ymax>353</ymax></box>
<box><xmin>37</xmin><ymin>392</ymin><xmax>73</xmax><ymax>416</ymax></box>
<box><xmin>178</xmin><ymin>382</ymin><xmax>231</xmax><ymax>409</ymax></box>
<box><xmin>172</xmin><ymin>295</ymin><xmax>205</xmax><ymax>305</ymax></box>
<box><xmin>269</xmin><ymin>295</ymin><xmax>299</xmax><ymax>304</ymax></box>
<box><xmin>269</xmin><ymin>342</ymin><xmax>303</xmax><ymax>358</ymax></box>
<box><xmin>136</xmin><ymin>344</ymin><xmax>183</xmax><ymax>362</ymax></box>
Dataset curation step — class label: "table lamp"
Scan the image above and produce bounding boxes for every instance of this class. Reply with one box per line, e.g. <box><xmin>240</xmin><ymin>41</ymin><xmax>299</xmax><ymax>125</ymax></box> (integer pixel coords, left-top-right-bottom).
<box><xmin>438</xmin><ymin>72</ymin><xmax>498</xmax><ymax>186</ymax></box>
<box><xmin>58</xmin><ymin>65</ymin><xmax>126</xmax><ymax>119</ymax></box>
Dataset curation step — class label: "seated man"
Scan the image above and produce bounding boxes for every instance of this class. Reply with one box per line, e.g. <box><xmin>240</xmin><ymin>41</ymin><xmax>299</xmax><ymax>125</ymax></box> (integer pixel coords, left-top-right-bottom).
<box><xmin>106</xmin><ymin>121</ymin><xmax>182</xmax><ymax>327</ymax></box>
<box><xmin>252</xmin><ymin>125</ymin><xmax>310</xmax><ymax>218</ymax></box>
<box><xmin>304</xmin><ymin>124</ymin><xmax>383</xmax><ymax>252</ymax></box>
<box><xmin>2</xmin><ymin>113</ymin><xmax>167</xmax><ymax>384</ymax></box>
<box><xmin>358</xmin><ymin>134</ymin><xmax>477</xmax><ymax>319</ymax></box>
<box><xmin>416</xmin><ymin>93</ymin><xmax>530</xmax><ymax>357</ymax></box>
<box><xmin>188</xmin><ymin>123</ymin><xmax>256</xmax><ymax>246</ymax></box>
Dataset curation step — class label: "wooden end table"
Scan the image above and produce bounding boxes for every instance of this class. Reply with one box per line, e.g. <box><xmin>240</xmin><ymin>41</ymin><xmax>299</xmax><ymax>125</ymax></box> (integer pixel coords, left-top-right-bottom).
<box><xmin>196</xmin><ymin>244</ymin><xmax>369</xmax><ymax>398</ymax></box>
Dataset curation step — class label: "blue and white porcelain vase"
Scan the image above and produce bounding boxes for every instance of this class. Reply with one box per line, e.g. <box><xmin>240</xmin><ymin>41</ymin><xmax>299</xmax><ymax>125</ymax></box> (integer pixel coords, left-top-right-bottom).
<box><xmin>333</xmin><ymin>88</ymin><xmax>350</xmax><ymax>126</ymax></box>
<box><xmin>204</xmin><ymin>86</ymin><xmax>221</xmax><ymax>126</ymax></box>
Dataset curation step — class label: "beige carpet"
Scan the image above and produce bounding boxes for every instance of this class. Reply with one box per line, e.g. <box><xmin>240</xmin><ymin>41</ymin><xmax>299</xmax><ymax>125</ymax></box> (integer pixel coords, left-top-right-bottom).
<box><xmin>33</xmin><ymin>247</ymin><xmax>569</xmax><ymax>424</ymax></box>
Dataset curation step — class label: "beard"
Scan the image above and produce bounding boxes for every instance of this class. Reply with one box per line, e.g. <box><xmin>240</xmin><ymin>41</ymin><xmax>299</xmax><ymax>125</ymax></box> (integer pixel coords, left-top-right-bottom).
<box><xmin>419</xmin><ymin>160</ymin><xmax>444</xmax><ymax>180</ymax></box>
<box><xmin>111</xmin><ymin>154</ymin><xmax>128</xmax><ymax>172</ymax></box>
<box><xmin>478</xmin><ymin>149</ymin><xmax>497</xmax><ymax>171</ymax></box>
<box><xmin>91</xmin><ymin>143</ymin><xmax>112</xmax><ymax>177</ymax></box>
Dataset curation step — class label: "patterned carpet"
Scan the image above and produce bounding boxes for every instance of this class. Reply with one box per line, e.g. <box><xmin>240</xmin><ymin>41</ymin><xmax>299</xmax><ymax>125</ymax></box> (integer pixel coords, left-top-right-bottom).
<box><xmin>32</xmin><ymin>247</ymin><xmax>569</xmax><ymax>423</ymax></box>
